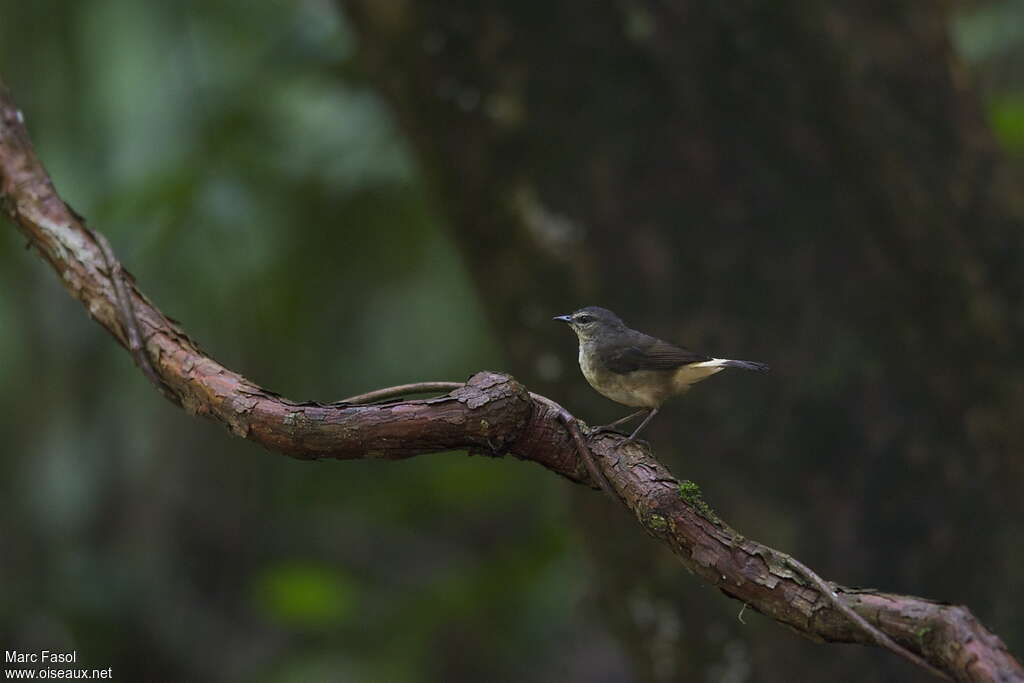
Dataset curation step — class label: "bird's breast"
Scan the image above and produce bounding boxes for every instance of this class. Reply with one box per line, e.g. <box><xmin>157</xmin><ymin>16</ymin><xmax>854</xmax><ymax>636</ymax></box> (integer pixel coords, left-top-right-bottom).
<box><xmin>579</xmin><ymin>344</ymin><xmax>673</xmax><ymax>408</ymax></box>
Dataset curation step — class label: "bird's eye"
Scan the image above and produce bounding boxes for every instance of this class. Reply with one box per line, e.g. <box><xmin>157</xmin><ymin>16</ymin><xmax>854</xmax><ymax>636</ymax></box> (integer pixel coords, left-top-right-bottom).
<box><xmin>576</xmin><ymin>315</ymin><xmax>595</xmax><ymax>324</ymax></box>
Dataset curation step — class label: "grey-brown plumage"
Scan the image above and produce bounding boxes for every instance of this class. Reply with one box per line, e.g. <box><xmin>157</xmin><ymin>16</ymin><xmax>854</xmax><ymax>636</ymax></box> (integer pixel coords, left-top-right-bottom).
<box><xmin>554</xmin><ymin>306</ymin><xmax>768</xmax><ymax>442</ymax></box>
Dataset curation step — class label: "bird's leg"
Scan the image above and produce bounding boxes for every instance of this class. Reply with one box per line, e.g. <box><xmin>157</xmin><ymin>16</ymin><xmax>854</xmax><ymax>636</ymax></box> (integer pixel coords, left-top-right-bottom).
<box><xmin>621</xmin><ymin>407</ymin><xmax>659</xmax><ymax>445</ymax></box>
<box><xmin>591</xmin><ymin>409</ymin><xmax>648</xmax><ymax>435</ymax></box>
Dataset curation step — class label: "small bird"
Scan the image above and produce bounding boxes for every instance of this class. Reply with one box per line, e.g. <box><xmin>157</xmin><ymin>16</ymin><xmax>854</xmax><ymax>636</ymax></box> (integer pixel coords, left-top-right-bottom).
<box><xmin>554</xmin><ymin>306</ymin><xmax>768</xmax><ymax>443</ymax></box>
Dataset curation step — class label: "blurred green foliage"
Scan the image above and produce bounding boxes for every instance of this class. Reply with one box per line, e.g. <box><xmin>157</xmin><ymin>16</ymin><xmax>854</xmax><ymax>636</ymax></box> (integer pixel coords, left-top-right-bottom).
<box><xmin>987</xmin><ymin>94</ymin><xmax>1024</xmax><ymax>154</ymax></box>
<box><xmin>0</xmin><ymin>1</ymin><xmax>603</xmax><ymax>681</ymax></box>
<box><xmin>252</xmin><ymin>563</ymin><xmax>356</xmax><ymax>628</ymax></box>
<box><xmin>955</xmin><ymin>0</ymin><xmax>1024</xmax><ymax>155</ymax></box>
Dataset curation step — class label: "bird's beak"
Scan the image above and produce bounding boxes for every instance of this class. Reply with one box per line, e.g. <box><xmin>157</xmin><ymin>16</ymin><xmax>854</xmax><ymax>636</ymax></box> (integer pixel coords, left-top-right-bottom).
<box><xmin>553</xmin><ymin>314</ymin><xmax>573</xmax><ymax>322</ymax></box>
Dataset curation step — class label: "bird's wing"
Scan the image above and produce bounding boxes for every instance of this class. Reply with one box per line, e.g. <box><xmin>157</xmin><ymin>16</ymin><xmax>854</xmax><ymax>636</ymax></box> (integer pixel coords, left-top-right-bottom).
<box><xmin>600</xmin><ymin>336</ymin><xmax>711</xmax><ymax>374</ymax></box>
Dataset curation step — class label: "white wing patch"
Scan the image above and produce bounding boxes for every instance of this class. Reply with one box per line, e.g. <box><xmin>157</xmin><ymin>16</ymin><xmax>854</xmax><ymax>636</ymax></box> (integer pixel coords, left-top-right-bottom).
<box><xmin>672</xmin><ymin>358</ymin><xmax>728</xmax><ymax>391</ymax></box>
<box><xmin>686</xmin><ymin>358</ymin><xmax>730</xmax><ymax>369</ymax></box>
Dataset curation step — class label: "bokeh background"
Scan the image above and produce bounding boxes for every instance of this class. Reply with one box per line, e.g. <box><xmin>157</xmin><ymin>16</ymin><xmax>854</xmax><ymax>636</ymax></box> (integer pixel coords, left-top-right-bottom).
<box><xmin>2</xmin><ymin>1</ymin><xmax>1023</xmax><ymax>681</ymax></box>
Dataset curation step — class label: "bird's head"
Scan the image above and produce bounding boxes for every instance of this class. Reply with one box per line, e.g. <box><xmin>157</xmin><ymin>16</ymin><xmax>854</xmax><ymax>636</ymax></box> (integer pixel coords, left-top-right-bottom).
<box><xmin>553</xmin><ymin>306</ymin><xmax>625</xmax><ymax>342</ymax></box>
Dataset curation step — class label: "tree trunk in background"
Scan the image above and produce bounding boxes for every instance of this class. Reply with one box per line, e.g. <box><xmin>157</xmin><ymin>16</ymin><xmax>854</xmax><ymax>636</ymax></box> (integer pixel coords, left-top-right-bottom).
<box><xmin>344</xmin><ymin>2</ymin><xmax>1024</xmax><ymax>681</ymax></box>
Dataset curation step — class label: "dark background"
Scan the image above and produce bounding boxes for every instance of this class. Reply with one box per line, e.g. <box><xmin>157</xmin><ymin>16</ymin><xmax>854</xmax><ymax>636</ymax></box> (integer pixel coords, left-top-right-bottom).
<box><xmin>1</xmin><ymin>1</ymin><xmax>1023</xmax><ymax>681</ymax></box>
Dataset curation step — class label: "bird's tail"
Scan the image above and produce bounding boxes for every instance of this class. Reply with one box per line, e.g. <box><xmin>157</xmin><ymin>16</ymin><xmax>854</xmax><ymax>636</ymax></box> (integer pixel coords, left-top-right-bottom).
<box><xmin>719</xmin><ymin>359</ymin><xmax>770</xmax><ymax>372</ymax></box>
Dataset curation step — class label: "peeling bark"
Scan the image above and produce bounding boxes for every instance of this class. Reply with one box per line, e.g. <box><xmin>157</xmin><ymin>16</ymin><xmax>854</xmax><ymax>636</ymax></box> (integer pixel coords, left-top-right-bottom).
<box><xmin>1</xmin><ymin>78</ymin><xmax>1022</xmax><ymax>683</ymax></box>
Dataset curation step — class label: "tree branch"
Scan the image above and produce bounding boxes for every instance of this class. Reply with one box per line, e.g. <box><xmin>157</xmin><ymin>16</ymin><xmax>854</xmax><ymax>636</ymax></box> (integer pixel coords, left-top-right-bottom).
<box><xmin>1</xmin><ymin>78</ymin><xmax>1020</xmax><ymax>683</ymax></box>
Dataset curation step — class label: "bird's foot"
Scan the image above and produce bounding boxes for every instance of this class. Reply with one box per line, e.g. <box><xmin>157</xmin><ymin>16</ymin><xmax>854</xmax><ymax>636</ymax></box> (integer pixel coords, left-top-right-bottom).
<box><xmin>588</xmin><ymin>409</ymin><xmax>648</xmax><ymax>437</ymax></box>
<box><xmin>590</xmin><ymin>424</ymin><xmax>631</xmax><ymax>437</ymax></box>
<box><xmin>614</xmin><ymin>435</ymin><xmax>650</xmax><ymax>450</ymax></box>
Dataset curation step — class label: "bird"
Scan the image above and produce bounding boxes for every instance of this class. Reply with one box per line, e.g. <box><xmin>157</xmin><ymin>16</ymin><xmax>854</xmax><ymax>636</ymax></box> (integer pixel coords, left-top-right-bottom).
<box><xmin>554</xmin><ymin>306</ymin><xmax>768</xmax><ymax>443</ymax></box>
